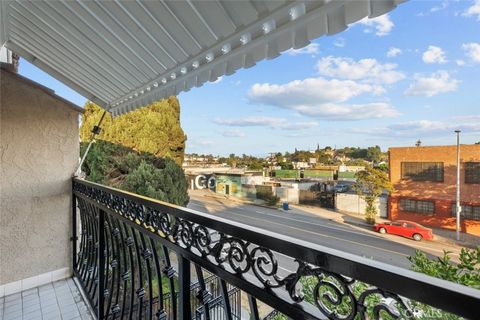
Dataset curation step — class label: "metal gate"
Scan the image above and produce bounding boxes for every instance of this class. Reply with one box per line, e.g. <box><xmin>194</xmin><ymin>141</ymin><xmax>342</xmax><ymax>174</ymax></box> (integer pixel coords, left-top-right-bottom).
<box><xmin>299</xmin><ymin>191</ymin><xmax>335</xmax><ymax>208</ymax></box>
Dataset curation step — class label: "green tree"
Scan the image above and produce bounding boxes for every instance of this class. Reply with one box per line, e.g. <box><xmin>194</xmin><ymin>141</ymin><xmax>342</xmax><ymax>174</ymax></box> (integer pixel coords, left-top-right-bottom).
<box><xmin>366</xmin><ymin>145</ymin><xmax>382</xmax><ymax>163</ymax></box>
<box><xmin>227</xmin><ymin>153</ymin><xmax>237</xmax><ymax>168</ymax></box>
<box><xmin>346</xmin><ymin>159</ymin><xmax>368</xmax><ymax>166</ymax></box>
<box><xmin>377</xmin><ymin>162</ymin><xmax>388</xmax><ymax>172</ymax></box>
<box><xmin>81</xmin><ymin>140</ymin><xmax>189</xmax><ymax>206</ymax></box>
<box><xmin>122</xmin><ymin>158</ymin><xmax>189</xmax><ymax>206</ymax></box>
<box><xmin>80</xmin><ymin>97</ymin><xmax>186</xmax><ymax>165</ymax></box>
<box><xmin>353</xmin><ymin>167</ymin><xmax>393</xmax><ymax>224</ymax></box>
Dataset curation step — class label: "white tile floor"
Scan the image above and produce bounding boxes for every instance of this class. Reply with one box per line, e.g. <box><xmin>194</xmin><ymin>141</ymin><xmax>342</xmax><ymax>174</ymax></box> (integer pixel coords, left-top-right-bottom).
<box><xmin>0</xmin><ymin>278</ymin><xmax>95</xmax><ymax>320</ymax></box>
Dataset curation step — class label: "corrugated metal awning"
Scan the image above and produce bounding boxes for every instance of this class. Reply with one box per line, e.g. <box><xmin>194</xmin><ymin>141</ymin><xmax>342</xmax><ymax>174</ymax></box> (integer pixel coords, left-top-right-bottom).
<box><xmin>0</xmin><ymin>0</ymin><xmax>405</xmax><ymax>116</ymax></box>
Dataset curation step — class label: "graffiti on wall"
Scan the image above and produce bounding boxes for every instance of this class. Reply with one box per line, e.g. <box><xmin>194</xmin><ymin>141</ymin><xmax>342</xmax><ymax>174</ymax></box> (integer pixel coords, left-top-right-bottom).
<box><xmin>189</xmin><ymin>174</ymin><xmax>216</xmax><ymax>190</ymax></box>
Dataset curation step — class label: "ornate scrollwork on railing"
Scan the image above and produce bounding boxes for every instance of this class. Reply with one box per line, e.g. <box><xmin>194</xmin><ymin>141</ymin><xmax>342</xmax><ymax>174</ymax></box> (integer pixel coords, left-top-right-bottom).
<box><xmin>72</xmin><ymin>180</ymin><xmax>426</xmax><ymax>320</ymax></box>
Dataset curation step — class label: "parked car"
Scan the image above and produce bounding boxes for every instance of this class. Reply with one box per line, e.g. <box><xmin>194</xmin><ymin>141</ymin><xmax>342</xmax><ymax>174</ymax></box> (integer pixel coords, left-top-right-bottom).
<box><xmin>333</xmin><ymin>184</ymin><xmax>349</xmax><ymax>193</ymax></box>
<box><xmin>373</xmin><ymin>220</ymin><xmax>433</xmax><ymax>241</ymax></box>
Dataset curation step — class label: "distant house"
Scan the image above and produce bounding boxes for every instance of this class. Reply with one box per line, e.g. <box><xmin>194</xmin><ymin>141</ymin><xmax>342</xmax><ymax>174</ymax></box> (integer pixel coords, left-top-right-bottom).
<box><xmin>215</xmin><ymin>172</ymin><xmax>264</xmax><ymax>199</ymax></box>
<box><xmin>292</xmin><ymin>161</ymin><xmax>310</xmax><ymax>169</ymax></box>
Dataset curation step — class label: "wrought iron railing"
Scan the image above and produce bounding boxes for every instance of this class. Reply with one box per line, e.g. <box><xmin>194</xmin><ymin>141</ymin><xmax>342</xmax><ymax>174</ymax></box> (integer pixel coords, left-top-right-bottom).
<box><xmin>72</xmin><ymin>178</ymin><xmax>480</xmax><ymax>319</ymax></box>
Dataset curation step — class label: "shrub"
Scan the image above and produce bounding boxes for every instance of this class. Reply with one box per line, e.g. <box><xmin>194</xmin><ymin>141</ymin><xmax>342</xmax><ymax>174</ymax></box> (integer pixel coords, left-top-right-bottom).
<box><xmin>255</xmin><ymin>185</ymin><xmax>279</xmax><ymax>206</ymax></box>
<box><xmin>265</xmin><ymin>194</ymin><xmax>280</xmax><ymax>206</ymax></box>
<box><xmin>81</xmin><ymin>140</ymin><xmax>189</xmax><ymax>206</ymax></box>
<box><xmin>407</xmin><ymin>247</ymin><xmax>480</xmax><ymax>319</ymax></box>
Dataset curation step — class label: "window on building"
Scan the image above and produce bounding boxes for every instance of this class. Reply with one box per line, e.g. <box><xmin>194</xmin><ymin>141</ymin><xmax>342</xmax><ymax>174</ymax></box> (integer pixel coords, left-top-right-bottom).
<box><xmin>401</xmin><ymin>162</ymin><xmax>444</xmax><ymax>182</ymax></box>
<box><xmin>465</xmin><ymin>162</ymin><xmax>480</xmax><ymax>184</ymax></box>
<box><xmin>400</xmin><ymin>199</ymin><xmax>435</xmax><ymax>214</ymax></box>
<box><xmin>451</xmin><ymin>204</ymin><xmax>480</xmax><ymax>221</ymax></box>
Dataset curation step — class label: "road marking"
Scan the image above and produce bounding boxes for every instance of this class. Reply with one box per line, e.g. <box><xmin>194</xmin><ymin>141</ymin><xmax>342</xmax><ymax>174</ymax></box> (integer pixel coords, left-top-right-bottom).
<box><xmin>190</xmin><ymin>198</ymin><xmax>381</xmax><ymax>239</ymax></box>
<box><xmin>189</xmin><ymin>198</ymin><xmax>461</xmax><ymax>257</ymax></box>
<box><xmin>189</xmin><ymin>202</ymin><xmax>412</xmax><ymax>259</ymax></box>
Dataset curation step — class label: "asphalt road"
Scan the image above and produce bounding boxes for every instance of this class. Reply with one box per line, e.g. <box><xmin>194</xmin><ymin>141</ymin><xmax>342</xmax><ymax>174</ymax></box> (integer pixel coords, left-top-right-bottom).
<box><xmin>186</xmin><ymin>191</ymin><xmax>463</xmax><ymax>271</ymax></box>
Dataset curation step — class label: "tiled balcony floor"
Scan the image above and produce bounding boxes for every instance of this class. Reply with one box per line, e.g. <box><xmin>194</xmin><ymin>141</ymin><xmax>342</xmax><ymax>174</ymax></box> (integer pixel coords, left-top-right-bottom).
<box><xmin>0</xmin><ymin>279</ymin><xmax>94</xmax><ymax>320</ymax></box>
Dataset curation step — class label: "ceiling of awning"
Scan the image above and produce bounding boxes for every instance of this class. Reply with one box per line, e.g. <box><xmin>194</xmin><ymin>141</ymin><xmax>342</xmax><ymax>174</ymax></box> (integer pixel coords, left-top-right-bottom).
<box><xmin>0</xmin><ymin>0</ymin><xmax>405</xmax><ymax>116</ymax></box>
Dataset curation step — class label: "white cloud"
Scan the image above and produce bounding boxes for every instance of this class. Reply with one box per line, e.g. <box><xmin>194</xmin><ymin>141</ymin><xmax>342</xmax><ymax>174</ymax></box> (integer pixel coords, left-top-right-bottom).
<box><xmin>422</xmin><ymin>46</ymin><xmax>448</xmax><ymax>64</ymax></box>
<box><xmin>417</xmin><ymin>1</ymin><xmax>452</xmax><ymax>17</ymax></box>
<box><xmin>247</xmin><ymin>55</ymin><xmax>406</xmax><ymax>121</ymax></box>
<box><xmin>357</xmin><ymin>14</ymin><xmax>394</xmax><ymax>36</ymax></box>
<box><xmin>210</xmin><ymin>76</ymin><xmax>223</xmax><ymax>84</ymax></box>
<box><xmin>189</xmin><ymin>138</ymin><xmax>214</xmax><ymax>147</ymax></box>
<box><xmin>387</xmin><ymin>47</ymin><xmax>402</xmax><ymax>58</ymax></box>
<box><xmin>456</xmin><ymin>59</ymin><xmax>466</xmax><ymax>66</ymax></box>
<box><xmin>221</xmin><ymin>129</ymin><xmax>245</xmax><ymax>137</ymax></box>
<box><xmin>214</xmin><ymin>117</ymin><xmax>317</xmax><ymax>130</ymax></box>
<box><xmin>292</xmin><ymin>103</ymin><xmax>400</xmax><ymax>120</ymax></box>
<box><xmin>463</xmin><ymin>0</ymin><xmax>480</xmax><ymax>20</ymax></box>
<box><xmin>352</xmin><ymin>117</ymin><xmax>480</xmax><ymax>138</ymax></box>
<box><xmin>388</xmin><ymin>120</ymin><xmax>446</xmax><ymax>131</ymax></box>
<box><xmin>248</xmin><ymin>77</ymin><xmax>382</xmax><ymax>106</ymax></box>
<box><xmin>247</xmin><ymin>77</ymin><xmax>399</xmax><ymax>120</ymax></box>
<box><xmin>462</xmin><ymin>42</ymin><xmax>480</xmax><ymax>62</ymax></box>
<box><xmin>430</xmin><ymin>1</ymin><xmax>449</xmax><ymax>13</ymax></box>
<box><xmin>280</xmin><ymin>121</ymin><xmax>319</xmax><ymax>130</ymax></box>
<box><xmin>316</xmin><ymin>56</ymin><xmax>405</xmax><ymax>84</ymax></box>
<box><xmin>286</xmin><ymin>43</ymin><xmax>320</xmax><ymax>56</ymax></box>
<box><xmin>405</xmin><ymin>71</ymin><xmax>459</xmax><ymax>97</ymax></box>
<box><xmin>334</xmin><ymin>37</ymin><xmax>346</xmax><ymax>48</ymax></box>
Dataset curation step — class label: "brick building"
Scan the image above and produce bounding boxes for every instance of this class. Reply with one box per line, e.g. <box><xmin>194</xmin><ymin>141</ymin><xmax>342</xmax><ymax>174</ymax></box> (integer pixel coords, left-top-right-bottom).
<box><xmin>388</xmin><ymin>145</ymin><xmax>480</xmax><ymax>236</ymax></box>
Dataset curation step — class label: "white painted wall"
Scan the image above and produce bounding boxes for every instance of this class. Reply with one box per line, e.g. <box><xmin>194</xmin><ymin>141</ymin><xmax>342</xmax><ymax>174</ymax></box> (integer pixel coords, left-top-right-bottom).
<box><xmin>273</xmin><ymin>187</ymin><xmax>299</xmax><ymax>204</ymax></box>
<box><xmin>335</xmin><ymin>193</ymin><xmax>387</xmax><ymax>218</ymax></box>
<box><xmin>241</xmin><ymin>175</ymin><xmax>267</xmax><ymax>185</ymax></box>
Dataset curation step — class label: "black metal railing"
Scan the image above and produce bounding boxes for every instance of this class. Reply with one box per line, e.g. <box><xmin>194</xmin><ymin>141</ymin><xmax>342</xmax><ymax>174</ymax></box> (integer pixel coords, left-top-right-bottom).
<box><xmin>72</xmin><ymin>178</ymin><xmax>480</xmax><ymax>320</ymax></box>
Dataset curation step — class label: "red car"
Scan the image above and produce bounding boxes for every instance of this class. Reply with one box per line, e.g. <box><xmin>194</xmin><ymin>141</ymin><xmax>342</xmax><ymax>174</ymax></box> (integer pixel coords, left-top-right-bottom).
<box><xmin>373</xmin><ymin>220</ymin><xmax>433</xmax><ymax>241</ymax></box>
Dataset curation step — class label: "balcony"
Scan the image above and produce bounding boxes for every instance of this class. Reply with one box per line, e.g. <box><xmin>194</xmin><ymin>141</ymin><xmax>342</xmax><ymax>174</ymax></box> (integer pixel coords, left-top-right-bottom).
<box><xmin>1</xmin><ymin>167</ymin><xmax>479</xmax><ymax>320</ymax></box>
<box><xmin>1</xmin><ymin>1</ymin><xmax>479</xmax><ymax>319</ymax></box>
<box><xmin>69</xmin><ymin>178</ymin><xmax>480</xmax><ymax>319</ymax></box>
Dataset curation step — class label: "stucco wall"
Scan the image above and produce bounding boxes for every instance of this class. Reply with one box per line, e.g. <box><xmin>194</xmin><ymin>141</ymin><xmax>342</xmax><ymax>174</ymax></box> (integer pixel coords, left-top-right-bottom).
<box><xmin>0</xmin><ymin>69</ymin><xmax>81</xmax><ymax>285</ymax></box>
<box><xmin>336</xmin><ymin>193</ymin><xmax>387</xmax><ymax>218</ymax></box>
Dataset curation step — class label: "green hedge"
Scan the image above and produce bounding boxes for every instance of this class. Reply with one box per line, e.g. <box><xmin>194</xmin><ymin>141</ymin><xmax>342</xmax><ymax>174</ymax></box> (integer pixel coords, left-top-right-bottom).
<box><xmin>338</xmin><ymin>171</ymin><xmax>356</xmax><ymax>179</ymax></box>
<box><xmin>274</xmin><ymin>170</ymin><xmax>298</xmax><ymax>178</ymax></box>
<box><xmin>304</xmin><ymin>170</ymin><xmax>333</xmax><ymax>178</ymax></box>
<box><xmin>274</xmin><ymin>170</ymin><xmax>334</xmax><ymax>178</ymax></box>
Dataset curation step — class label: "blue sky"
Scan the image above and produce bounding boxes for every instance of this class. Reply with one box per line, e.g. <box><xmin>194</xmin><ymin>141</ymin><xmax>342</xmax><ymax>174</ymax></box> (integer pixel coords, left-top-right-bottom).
<box><xmin>18</xmin><ymin>0</ymin><xmax>480</xmax><ymax>156</ymax></box>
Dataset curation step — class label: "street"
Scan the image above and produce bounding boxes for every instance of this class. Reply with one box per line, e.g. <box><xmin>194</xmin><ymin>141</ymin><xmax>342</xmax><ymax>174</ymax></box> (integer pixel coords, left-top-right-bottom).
<box><xmin>187</xmin><ymin>191</ymin><xmax>464</xmax><ymax>271</ymax></box>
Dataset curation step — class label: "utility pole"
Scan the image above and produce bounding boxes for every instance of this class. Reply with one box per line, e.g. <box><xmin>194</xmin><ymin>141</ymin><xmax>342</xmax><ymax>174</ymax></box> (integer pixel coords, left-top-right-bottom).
<box><xmin>455</xmin><ymin>130</ymin><xmax>461</xmax><ymax>241</ymax></box>
<box><xmin>268</xmin><ymin>152</ymin><xmax>276</xmax><ymax>177</ymax></box>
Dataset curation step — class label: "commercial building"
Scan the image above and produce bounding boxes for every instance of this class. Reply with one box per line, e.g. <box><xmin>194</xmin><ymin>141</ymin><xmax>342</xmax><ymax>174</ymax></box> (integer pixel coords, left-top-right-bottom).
<box><xmin>388</xmin><ymin>145</ymin><xmax>480</xmax><ymax>235</ymax></box>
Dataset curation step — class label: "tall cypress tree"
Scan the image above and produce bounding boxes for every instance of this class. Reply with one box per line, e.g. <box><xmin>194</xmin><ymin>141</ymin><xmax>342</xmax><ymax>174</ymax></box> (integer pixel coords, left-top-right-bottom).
<box><xmin>80</xmin><ymin>97</ymin><xmax>186</xmax><ymax>165</ymax></box>
<box><xmin>79</xmin><ymin>97</ymin><xmax>189</xmax><ymax>206</ymax></box>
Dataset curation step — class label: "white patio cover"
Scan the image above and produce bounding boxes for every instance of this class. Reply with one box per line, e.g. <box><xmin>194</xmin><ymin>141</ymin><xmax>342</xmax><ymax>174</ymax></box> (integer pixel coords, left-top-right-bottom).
<box><xmin>0</xmin><ymin>0</ymin><xmax>405</xmax><ymax>116</ymax></box>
